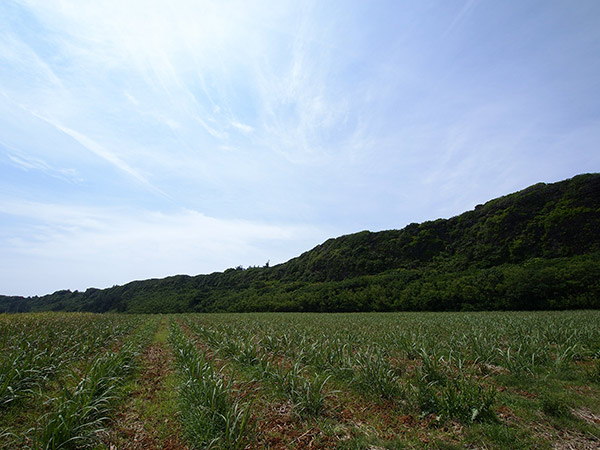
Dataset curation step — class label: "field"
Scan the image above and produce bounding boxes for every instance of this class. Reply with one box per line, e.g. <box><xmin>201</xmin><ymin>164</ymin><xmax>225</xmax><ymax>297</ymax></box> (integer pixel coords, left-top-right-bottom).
<box><xmin>1</xmin><ymin>312</ymin><xmax>600</xmax><ymax>449</ymax></box>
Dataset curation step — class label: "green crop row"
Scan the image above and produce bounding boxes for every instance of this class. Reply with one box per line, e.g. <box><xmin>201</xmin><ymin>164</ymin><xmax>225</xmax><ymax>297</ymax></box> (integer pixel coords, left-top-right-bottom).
<box><xmin>34</xmin><ymin>316</ymin><xmax>156</xmax><ymax>450</ymax></box>
<box><xmin>184</xmin><ymin>311</ymin><xmax>600</xmax><ymax>378</ymax></box>
<box><xmin>0</xmin><ymin>314</ymin><xmax>156</xmax><ymax>450</ymax></box>
<box><xmin>169</xmin><ymin>322</ymin><xmax>252</xmax><ymax>449</ymax></box>
<box><xmin>182</xmin><ymin>311</ymin><xmax>600</xmax><ymax>427</ymax></box>
<box><xmin>0</xmin><ymin>313</ymin><xmax>140</xmax><ymax>410</ymax></box>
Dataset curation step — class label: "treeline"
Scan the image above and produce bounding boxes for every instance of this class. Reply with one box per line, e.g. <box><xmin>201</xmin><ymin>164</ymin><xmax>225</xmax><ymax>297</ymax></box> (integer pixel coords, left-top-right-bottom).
<box><xmin>2</xmin><ymin>173</ymin><xmax>599</xmax><ymax>313</ymax></box>
<box><xmin>222</xmin><ymin>253</ymin><xmax>600</xmax><ymax>313</ymax></box>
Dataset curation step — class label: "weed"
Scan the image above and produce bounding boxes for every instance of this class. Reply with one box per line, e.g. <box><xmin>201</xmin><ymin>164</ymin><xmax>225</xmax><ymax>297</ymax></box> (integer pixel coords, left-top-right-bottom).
<box><xmin>353</xmin><ymin>349</ymin><xmax>404</xmax><ymax>400</ymax></box>
<box><xmin>262</xmin><ymin>360</ymin><xmax>330</xmax><ymax>417</ymax></box>
<box><xmin>586</xmin><ymin>359</ymin><xmax>600</xmax><ymax>382</ymax></box>
<box><xmin>412</xmin><ymin>370</ymin><xmax>496</xmax><ymax>424</ymax></box>
<box><xmin>539</xmin><ymin>393</ymin><xmax>572</xmax><ymax>419</ymax></box>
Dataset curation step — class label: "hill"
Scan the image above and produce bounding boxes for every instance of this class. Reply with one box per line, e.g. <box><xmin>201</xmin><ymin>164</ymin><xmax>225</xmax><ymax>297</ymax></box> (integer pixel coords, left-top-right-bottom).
<box><xmin>2</xmin><ymin>173</ymin><xmax>599</xmax><ymax>313</ymax></box>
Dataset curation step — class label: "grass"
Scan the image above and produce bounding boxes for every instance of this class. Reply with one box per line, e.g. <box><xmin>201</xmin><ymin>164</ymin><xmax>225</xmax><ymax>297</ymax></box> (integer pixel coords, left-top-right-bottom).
<box><xmin>141</xmin><ymin>317</ymin><xmax>182</xmax><ymax>442</ymax></box>
<box><xmin>98</xmin><ymin>316</ymin><xmax>185</xmax><ymax>449</ymax></box>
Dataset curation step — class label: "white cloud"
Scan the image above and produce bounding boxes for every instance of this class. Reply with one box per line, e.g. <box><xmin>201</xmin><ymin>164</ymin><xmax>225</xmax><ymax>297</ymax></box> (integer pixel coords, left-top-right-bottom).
<box><xmin>0</xmin><ymin>200</ymin><xmax>328</xmax><ymax>295</ymax></box>
<box><xmin>18</xmin><ymin>104</ymin><xmax>169</xmax><ymax>197</ymax></box>
<box><xmin>0</xmin><ymin>30</ymin><xmax>66</xmax><ymax>92</ymax></box>
<box><xmin>230</xmin><ymin>121</ymin><xmax>254</xmax><ymax>134</ymax></box>
<box><xmin>5</xmin><ymin>151</ymin><xmax>82</xmax><ymax>183</ymax></box>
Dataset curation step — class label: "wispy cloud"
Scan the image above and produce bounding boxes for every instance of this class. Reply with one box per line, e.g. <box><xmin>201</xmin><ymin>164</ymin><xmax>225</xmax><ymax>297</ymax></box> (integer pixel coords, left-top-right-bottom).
<box><xmin>4</xmin><ymin>150</ymin><xmax>82</xmax><ymax>183</ymax></box>
<box><xmin>252</xmin><ymin>15</ymin><xmax>358</xmax><ymax>165</ymax></box>
<box><xmin>16</xmin><ymin>103</ymin><xmax>169</xmax><ymax>198</ymax></box>
<box><xmin>230</xmin><ymin>121</ymin><xmax>254</xmax><ymax>134</ymax></box>
<box><xmin>0</xmin><ymin>29</ymin><xmax>66</xmax><ymax>92</ymax></box>
<box><xmin>444</xmin><ymin>0</ymin><xmax>480</xmax><ymax>37</ymax></box>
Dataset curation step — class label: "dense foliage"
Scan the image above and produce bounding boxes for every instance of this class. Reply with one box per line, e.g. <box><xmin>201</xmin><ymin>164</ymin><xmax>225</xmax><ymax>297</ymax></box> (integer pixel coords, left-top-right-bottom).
<box><xmin>2</xmin><ymin>173</ymin><xmax>599</xmax><ymax>313</ymax></box>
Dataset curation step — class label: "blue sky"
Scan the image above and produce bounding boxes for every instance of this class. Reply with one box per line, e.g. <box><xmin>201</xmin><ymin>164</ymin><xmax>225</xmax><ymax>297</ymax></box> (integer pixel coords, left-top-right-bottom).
<box><xmin>1</xmin><ymin>0</ymin><xmax>599</xmax><ymax>296</ymax></box>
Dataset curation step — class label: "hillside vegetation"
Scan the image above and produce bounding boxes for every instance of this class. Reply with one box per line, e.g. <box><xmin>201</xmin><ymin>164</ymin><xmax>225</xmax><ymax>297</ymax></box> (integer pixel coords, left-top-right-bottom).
<box><xmin>2</xmin><ymin>173</ymin><xmax>599</xmax><ymax>313</ymax></box>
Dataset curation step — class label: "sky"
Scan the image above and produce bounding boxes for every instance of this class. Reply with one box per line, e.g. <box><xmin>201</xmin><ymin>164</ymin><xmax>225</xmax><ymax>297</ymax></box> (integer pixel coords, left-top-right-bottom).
<box><xmin>1</xmin><ymin>0</ymin><xmax>599</xmax><ymax>296</ymax></box>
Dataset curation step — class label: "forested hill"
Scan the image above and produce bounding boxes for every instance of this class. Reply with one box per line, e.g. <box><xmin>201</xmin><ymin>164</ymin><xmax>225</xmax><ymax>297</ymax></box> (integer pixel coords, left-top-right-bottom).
<box><xmin>2</xmin><ymin>173</ymin><xmax>600</xmax><ymax>313</ymax></box>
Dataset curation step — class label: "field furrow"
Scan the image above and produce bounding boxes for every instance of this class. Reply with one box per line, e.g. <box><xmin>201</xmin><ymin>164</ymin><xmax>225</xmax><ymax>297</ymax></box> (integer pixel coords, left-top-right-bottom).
<box><xmin>103</xmin><ymin>316</ymin><xmax>188</xmax><ymax>450</ymax></box>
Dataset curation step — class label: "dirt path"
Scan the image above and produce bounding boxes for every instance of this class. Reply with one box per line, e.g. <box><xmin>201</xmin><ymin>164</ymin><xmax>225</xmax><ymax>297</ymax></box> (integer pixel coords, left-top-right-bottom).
<box><xmin>103</xmin><ymin>317</ymin><xmax>188</xmax><ymax>450</ymax></box>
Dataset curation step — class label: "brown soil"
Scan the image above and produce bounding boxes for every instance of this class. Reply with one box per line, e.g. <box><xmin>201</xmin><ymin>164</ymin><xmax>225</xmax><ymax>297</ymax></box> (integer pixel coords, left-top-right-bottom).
<box><xmin>552</xmin><ymin>430</ymin><xmax>600</xmax><ymax>450</ymax></box>
<box><xmin>249</xmin><ymin>400</ymin><xmax>340</xmax><ymax>449</ymax></box>
<box><xmin>512</xmin><ymin>388</ymin><xmax>539</xmax><ymax>399</ymax></box>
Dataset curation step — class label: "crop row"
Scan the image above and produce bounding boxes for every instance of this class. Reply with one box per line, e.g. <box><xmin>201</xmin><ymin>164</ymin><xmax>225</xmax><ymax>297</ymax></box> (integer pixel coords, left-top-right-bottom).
<box><xmin>185</xmin><ymin>311</ymin><xmax>600</xmax><ymax>377</ymax></box>
<box><xmin>0</xmin><ymin>314</ymin><xmax>157</xmax><ymax>449</ymax></box>
<box><xmin>185</xmin><ymin>320</ymin><xmax>493</xmax><ymax>426</ymax></box>
<box><xmin>170</xmin><ymin>322</ymin><xmax>252</xmax><ymax>449</ymax></box>
<box><xmin>181</xmin><ymin>311</ymin><xmax>600</xmax><ymax>428</ymax></box>
<box><xmin>0</xmin><ymin>313</ymin><xmax>140</xmax><ymax>411</ymax></box>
